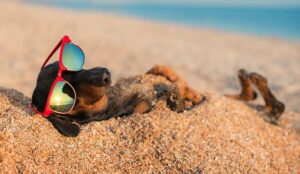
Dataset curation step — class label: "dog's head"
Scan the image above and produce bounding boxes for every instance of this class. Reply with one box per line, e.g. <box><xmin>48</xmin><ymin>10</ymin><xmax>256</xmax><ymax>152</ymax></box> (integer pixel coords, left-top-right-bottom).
<box><xmin>32</xmin><ymin>61</ymin><xmax>111</xmax><ymax>116</ymax></box>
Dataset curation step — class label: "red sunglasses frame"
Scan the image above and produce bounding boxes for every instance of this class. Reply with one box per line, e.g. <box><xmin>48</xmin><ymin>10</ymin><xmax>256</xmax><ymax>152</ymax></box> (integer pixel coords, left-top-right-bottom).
<box><xmin>32</xmin><ymin>35</ymin><xmax>84</xmax><ymax>117</ymax></box>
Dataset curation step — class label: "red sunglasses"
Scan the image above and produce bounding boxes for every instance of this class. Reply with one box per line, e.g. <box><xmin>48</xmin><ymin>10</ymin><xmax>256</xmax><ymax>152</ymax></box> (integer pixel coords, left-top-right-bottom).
<box><xmin>32</xmin><ymin>35</ymin><xmax>85</xmax><ymax>117</ymax></box>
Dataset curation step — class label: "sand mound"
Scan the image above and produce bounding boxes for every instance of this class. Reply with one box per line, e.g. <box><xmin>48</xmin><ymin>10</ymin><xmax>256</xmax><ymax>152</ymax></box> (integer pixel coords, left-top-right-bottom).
<box><xmin>0</xmin><ymin>84</ymin><xmax>300</xmax><ymax>173</ymax></box>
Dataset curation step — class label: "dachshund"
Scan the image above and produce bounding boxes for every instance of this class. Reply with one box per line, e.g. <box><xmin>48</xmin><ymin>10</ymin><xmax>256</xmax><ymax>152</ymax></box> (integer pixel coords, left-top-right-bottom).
<box><xmin>32</xmin><ymin>62</ymin><xmax>204</xmax><ymax>137</ymax></box>
<box><xmin>32</xmin><ymin>62</ymin><xmax>284</xmax><ymax>137</ymax></box>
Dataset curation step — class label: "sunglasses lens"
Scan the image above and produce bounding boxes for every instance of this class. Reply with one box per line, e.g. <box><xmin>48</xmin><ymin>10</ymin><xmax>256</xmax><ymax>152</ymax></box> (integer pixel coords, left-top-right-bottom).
<box><xmin>62</xmin><ymin>43</ymin><xmax>85</xmax><ymax>71</ymax></box>
<box><xmin>49</xmin><ymin>81</ymin><xmax>75</xmax><ymax>113</ymax></box>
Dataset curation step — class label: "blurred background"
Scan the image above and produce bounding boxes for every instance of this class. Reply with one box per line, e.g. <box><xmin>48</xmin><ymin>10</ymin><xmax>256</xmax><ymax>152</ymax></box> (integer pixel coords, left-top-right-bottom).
<box><xmin>26</xmin><ymin>0</ymin><xmax>300</xmax><ymax>40</ymax></box>
<box><xmin>0</xmin><ymin>0</ymin><xmax>300</xmax><ymax>112</ymax></box>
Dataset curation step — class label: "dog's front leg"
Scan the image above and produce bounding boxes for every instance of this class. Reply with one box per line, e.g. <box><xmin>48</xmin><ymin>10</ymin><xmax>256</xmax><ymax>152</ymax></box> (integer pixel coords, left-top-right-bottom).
<box><xmin>47</xmin><ymin>114</ymin><xmax>80</xmax><ymax>137</ymax></box>
<box><xmin>147</xmin><ymin>65</ymin><xmax>205</xmax><ymax>111</ymax></box>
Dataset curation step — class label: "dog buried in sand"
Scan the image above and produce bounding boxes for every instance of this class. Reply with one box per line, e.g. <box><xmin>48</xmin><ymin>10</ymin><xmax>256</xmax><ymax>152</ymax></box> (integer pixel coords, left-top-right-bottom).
<box><xmin>31</xmin><ymin>35</ymin><xmax>285</xmax><ymax>137</ymax></box>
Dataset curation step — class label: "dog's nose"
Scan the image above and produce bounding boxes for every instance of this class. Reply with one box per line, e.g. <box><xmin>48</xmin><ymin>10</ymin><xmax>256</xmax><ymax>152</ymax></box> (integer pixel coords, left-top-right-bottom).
<box><xmin>79</xmin><ymin>67</ymin><xmax>112</xmax><ymax>87</ymax></box>
<box><xmin>102</xmin><ymin>69</ymin><xmax>111</xmax><ymax>85</ymax></box>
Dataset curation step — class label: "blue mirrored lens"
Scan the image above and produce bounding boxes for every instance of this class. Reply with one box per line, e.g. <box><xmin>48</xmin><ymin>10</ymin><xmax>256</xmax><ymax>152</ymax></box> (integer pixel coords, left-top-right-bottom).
<box><xmin>62</xmin><ymin>43</ymin><xmax>85</xmax><ymax>71</ymax></box>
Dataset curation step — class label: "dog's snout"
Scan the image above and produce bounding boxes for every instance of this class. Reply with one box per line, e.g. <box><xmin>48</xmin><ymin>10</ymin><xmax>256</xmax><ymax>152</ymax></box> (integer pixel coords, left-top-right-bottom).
<box><xmin>102</xmin><ymin>70</ymin><xmax>111</xmax><ymax>85</ymax></box>
<box><xmin>79</xmin><ymin>67</ymin><xmax>111</xmax><ymax>87</ymax></box>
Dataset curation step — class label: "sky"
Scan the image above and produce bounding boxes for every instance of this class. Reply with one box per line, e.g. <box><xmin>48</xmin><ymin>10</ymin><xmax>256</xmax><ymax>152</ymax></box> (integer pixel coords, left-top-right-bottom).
<box><xmin>28</xmin><ymin>0</ymin><xmax>300</xmax><ymax>7</ymax></box>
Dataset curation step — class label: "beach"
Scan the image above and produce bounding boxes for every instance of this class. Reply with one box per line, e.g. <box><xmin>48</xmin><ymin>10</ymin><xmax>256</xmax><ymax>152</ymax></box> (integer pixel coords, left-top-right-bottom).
<box><xmin>1</xmin><ymin>1</ymin><xmax>300</xmax><ymax>112</ymax></box>
<box><xmin>0</xmin><ymin>1</ymin><xmax>300</xmax><ymax>173</ymax></box>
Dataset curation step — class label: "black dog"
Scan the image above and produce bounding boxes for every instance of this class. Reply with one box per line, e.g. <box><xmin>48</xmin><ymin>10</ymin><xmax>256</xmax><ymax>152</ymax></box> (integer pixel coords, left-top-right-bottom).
<box><xmin>32</xmin><ymin>62</ymin><xmax>204</xmax><ymax>137</ymax></box>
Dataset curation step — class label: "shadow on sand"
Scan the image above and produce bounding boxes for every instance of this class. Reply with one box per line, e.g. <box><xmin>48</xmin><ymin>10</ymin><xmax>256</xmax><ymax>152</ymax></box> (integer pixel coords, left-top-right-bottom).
<box><xmin>0</xmin><ymin>87</ymin><xmax>35</xmax><ymax>116</ymax></box>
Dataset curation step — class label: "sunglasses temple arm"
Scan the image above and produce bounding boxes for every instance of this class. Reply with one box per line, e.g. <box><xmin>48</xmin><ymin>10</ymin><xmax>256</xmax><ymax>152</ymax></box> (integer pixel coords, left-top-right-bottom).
<box><xmin>41</xmin><ymin>39</ymin><xmax>62</xmax><ymax>70</ymax></box>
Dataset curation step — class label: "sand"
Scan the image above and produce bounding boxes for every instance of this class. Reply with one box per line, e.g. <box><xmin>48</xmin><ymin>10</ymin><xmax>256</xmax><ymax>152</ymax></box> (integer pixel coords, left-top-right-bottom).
<box><xmin>1</xmin><ymin>78</ymin><xmax>300</xmax><ymax>173</ymax></box>
<box><xmin>0</xmin><ymin>1</ymin><xmax>300</xmax><ymax>173</ymax></box>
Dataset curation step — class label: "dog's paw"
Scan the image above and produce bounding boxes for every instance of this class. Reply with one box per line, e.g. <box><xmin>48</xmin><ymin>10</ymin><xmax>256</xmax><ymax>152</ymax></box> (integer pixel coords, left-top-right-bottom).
<box><xmin>48</xmin><ymin>116</ymin><xmax>80</xmax><ymax>137</ymax></box>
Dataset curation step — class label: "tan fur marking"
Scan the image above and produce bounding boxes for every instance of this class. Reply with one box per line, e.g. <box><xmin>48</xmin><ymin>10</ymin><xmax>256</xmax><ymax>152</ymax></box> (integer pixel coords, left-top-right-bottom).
<box><xmin>69</xmin><ymin>95</ymin><xmax>109</xmax><ymax>115</ymax></box>
<box><xmin>134</xmin><ymin>101</ymin><xmax>151</xmax><ymax>114</ymax></box>
<box><xmin>87</xmin><ymin>95</ymin><xmax>109</xmax><ymax>111</ymax></box>
<box><xmin>147</xmin><ymin>65</ymin><xmax>182</xmax><ymax>82</ymax></box>
<box><xmin>185</xmin><ymin>86</ymin><xmax>203</xmax><ymax>104</ymax></box>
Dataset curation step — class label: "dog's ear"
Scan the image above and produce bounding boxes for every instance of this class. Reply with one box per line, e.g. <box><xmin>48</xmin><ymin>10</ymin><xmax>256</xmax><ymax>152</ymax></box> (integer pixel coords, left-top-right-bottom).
<box><xmin>32</xmin><ymin>86</ymin><xmax>48</xmax><ymax>112</ymax></box>
<box><xmin>47</xmin><ymin>115</ymin><xmax>80</xmax><ymax>137</ymax></box>
<box><xmin>32</xmin><ymin>62</ymin><xmax>59</xmax><ymax>112</ymax></box>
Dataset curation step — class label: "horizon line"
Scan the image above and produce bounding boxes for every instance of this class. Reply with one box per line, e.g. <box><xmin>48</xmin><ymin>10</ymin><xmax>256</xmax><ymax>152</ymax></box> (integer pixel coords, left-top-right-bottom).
<box><xmin>25</xmin><ymin>0</ymin><xmax>300</xmax><ymax>8</ymax></box>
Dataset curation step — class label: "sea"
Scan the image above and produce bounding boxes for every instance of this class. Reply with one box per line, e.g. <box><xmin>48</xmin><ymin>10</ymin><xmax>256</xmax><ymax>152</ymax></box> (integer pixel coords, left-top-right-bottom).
<box><xmin>26</xmin><ymin>1</ymin><xmax>300</xmax><ymax>40</ymax></box>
